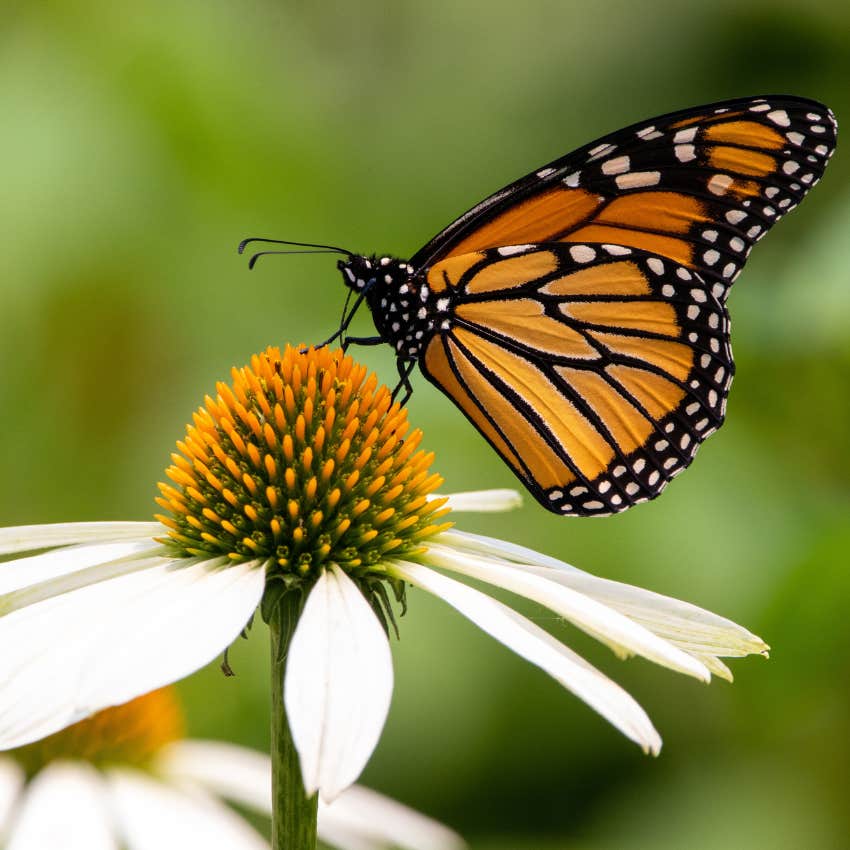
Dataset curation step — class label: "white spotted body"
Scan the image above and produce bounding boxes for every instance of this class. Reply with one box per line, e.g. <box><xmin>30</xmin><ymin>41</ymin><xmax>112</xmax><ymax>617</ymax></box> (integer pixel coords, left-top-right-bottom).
<box><xmin>339</xmin><ymin>255</ymin><xmax>436</xmax><ymax>360</ymax></box>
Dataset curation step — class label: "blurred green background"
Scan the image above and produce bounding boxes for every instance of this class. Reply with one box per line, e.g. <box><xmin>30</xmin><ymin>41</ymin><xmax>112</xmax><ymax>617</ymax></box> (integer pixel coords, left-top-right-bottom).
<box><xmin>2</xmin><ymin>1</ymin><xmax>849</xmax><ymax>847</ymax></box>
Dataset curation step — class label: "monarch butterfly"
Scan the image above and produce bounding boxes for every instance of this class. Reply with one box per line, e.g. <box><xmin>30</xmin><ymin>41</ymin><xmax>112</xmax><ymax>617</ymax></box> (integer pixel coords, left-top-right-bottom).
<box><xmin>241</xmin><ymin>95</ymin><xmax>837</xmax><ymax>517</ymax></box>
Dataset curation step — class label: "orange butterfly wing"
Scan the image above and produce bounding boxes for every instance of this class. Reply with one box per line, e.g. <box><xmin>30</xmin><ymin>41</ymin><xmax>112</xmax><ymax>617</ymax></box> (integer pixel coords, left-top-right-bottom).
<box><xmin>409</xmin><ymin>96</ymin><xmax>835</xmax><ymax>515</ymax></box>
<box><xmin>419</xmin><ymin>243</ymin><xmax>731</xmax><ymax>515</ymax></box>
<box><xmin>411</xmin><ymin>96</ymin><xmax>837</xmax><ymax>303</ymax></box>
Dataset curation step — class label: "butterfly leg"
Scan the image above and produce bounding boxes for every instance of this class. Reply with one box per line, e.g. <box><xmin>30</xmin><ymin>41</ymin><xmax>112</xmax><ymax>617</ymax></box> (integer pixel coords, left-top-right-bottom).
<box><xmin>310</xmin><ymin>288</ymin><xmax>370</xmax><ymax>352</ymax></box>
<box><xmin>391</xmin><ymin>359</ymin><xmax>416</xmax><ymax>406</ymax></box>
<box><xmin>341</xmin><ymin>335</ymin><xmax>384</xmax><ymax>352</ymax></box>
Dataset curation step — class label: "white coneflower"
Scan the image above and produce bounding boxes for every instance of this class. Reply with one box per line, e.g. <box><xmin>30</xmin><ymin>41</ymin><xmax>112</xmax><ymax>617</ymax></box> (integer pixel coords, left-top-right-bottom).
<box><xmin>0</xmin><ymin>688</ymin><xmax>464</xmax><ymax>850</ymax></box>
<box><xmin>0</xmin><ymin>345</ymin><xmax>767</xmax><ymax>846</ymax></box>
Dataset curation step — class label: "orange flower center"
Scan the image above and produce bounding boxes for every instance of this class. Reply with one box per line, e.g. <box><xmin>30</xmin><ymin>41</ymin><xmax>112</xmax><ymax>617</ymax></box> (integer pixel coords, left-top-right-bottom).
<box><xmin>155</xmin><ymin>346</ymin><xmax>451</xmax><ymax>578</ymax></box>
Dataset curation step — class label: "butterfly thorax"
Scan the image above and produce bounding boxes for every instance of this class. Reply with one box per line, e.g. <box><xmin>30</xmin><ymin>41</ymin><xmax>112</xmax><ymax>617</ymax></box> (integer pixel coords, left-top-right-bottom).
<box><xmin>338</xmin><ymin>254</ymin><xmax>443</xmax><ymax>360</ymax></box>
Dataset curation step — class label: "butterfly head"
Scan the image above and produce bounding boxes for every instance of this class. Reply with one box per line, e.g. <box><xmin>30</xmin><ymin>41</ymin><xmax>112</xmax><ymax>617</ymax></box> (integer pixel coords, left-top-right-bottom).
<box><xmin>337</xmin><ymin>254</ymin><xmax>381</xmax><ymax>294</ymax></box>
<box><xmin>338</xmin><ymin>254</ymin><xmax>415</xmax><ymax>295</ymax></box>
<box><xmin>338</xmin><ymin>254</ymin><xmax>418</xmax><ymax>308</ymax></box>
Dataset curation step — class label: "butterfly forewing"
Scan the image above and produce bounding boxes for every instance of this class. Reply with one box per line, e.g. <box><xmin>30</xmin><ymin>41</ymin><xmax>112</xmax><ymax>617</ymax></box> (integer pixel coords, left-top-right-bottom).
<box><xmin>420</xmin><ymin>243</ymin><xmax>732</xmax><ymax>515</ymax></box>
<box><xmin>410</xmin><ymin>96</ymin><xmax>837</xmax><ymax>303</ymax></box>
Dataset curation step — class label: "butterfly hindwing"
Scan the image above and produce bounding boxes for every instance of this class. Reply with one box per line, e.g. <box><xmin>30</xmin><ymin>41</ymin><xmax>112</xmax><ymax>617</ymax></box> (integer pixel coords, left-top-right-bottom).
<box><xmin>419</xmin><ymin>243</ymin><xmax>732</xmax><ymax>516</ymax></box>
<box><xmin>410</xmin><ymin>96</ymin><xmax>837</xmax><ymax>303</ymax></box>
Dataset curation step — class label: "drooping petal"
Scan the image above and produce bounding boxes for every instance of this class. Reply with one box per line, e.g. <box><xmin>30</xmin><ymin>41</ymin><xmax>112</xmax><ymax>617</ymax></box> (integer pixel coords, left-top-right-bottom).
<box><xmin>519</xmin><ymin>566</ymin><xmax>769</xmax><ymax>659</ymax></box>
<box><xmin>424</xmin><ymin>544</ymin><xmax>710</xmax><ymax>681</ymax></box>
<box><xmin>157</xmin><ymin>740</ymin><xmax>465</xmax><ymax>850</ymax></box>
<box><xmin>0</xmin><ymin>523</ymin><xmax>161</xmax><ymax>556</ymax></box>
<box><xmin>6</xmin><ymin>763</ymin><xmax>116</xmax><ymax>850</ymax></box>
<box><xmin>285</xmin><ymin>564</ymin><xmax>394</xmax><ymax>802</ymax></box>
<box><xmin>0</xmin><ymin>541</ymin><xmax>163</xmax><ymax>599</ymax></box>
<box><xmin>319</xmin><ymin>785</ymin><xmax>466</xmax><ymax>850</ymax></box>
<box><xmin>691</xmin><ymin>653</ymin><xmax>734</xmax><ymax>682</ymax></box>
<box><xmin>436</xmin><ymin>490</ymin><xmax>522</xmax><ymax>513</ymax></box>
<box><xmin>155</xmin><ymin>740</ymin><xmax>271</xmax><ymax>813</ymax></box>
<box><xmin>436</xmin><ymin>529</ymin><xmax>581</xmax><ymax>572</ymax></box>
<box><xmin>0</xmin><ymin>757</ymin><xmax>24</xmax><ymax>836</ymax></box>
<box><xmin>440</xmin><ymin>530</ymin><xmax>767</xmax><ymax>661</ymax></box>
<box><xmin>0</xmin><ymin>557</ymin><xmax>265</xmax><ymax>749</ymax></box>
<box><xmin>390</xmin><ymin>561</ymin><xmax>661</xmax><ymax>754</ymax></box>
<box><xmin>107</xmin><ymin>769</ymin><xmax>267</xmax><ymax>850</ymax></box>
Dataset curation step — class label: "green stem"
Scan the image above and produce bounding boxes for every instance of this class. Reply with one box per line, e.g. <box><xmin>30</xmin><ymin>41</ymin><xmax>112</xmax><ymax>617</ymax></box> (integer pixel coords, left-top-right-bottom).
<box><xmin>270</xmin><ymin>591</ymin><xmax>318</xmax><ymax>850</ymax></box>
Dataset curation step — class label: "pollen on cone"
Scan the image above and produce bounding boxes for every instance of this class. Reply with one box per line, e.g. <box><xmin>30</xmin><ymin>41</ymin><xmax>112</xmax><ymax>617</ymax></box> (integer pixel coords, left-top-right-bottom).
<box><xmin>156</xmin><ymin>346</ymin><xmax>451</xmax><ymax>576</ymax></box>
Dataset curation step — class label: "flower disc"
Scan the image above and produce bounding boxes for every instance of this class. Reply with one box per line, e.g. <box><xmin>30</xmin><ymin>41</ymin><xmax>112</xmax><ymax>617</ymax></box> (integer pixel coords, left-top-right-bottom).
<box><xmin>156</xmin><ymin>346</ymin><xmax>450</xmax><ymax>579</ymax></box>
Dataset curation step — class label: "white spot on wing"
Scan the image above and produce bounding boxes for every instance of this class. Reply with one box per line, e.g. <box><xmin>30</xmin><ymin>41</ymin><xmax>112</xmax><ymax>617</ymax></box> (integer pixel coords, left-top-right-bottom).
<box><xmin>569</xmin><ymin>244</ymin><xmax>596</xmax><ymax>263</ymax></box>
<box><xmin>675</xmin><ymin>144</ymin><xmax>696</xmax><ymax>162</ymax></box>
<box><xmin>708</xmin><ymin>174</ymin><xmax>733</xmax><ymax>195</ymax></box>
<box><xmin>615</xmin><ymin>171</ymin><xmax>661</xmax><ymax>189</ymax></box>
<box><xmin>588</xmin><ymin>143</ymin><xmax>616</xmax><ymax>160</ymax></box>
<box><xmin>602</xmin><ymin>155</ymin><xmax>630</xmax><ymax>175</ymax></box>
<box><xmin>767</xmin><ymin>109</ymin><xmax>790</xmax><ymax>127</ymax></box>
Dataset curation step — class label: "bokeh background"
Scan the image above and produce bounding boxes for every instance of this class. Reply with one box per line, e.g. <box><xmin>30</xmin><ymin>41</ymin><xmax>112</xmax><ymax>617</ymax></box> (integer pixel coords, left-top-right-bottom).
<box><xmin>2</xmin><ymin>1</ymin><xmax>849</xmax><ymax>847</ymax></box>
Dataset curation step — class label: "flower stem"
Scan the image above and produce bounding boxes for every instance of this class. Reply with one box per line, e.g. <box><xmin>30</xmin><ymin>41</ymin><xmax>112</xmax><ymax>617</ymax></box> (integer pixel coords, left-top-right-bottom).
<box><xmin>270</xmin><ymin>591</ymin><xmax>318</xmax><ymax>850</ymax></box>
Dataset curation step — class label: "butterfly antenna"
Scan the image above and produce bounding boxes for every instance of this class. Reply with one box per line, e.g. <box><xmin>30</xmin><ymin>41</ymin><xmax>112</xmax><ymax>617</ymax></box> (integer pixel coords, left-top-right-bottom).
<box><xmin>238</xmin><ymin>237</ymin><xmax>352</xmax><ymax>255</ymax></box>
<box><xmin>246</xmin><ymin>249</ymin><xmax>346</xmax><ymax>270</ymax></box>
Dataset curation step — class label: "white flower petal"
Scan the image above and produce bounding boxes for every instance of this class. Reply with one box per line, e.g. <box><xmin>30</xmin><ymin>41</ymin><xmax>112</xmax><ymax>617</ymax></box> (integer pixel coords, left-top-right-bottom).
<box><xmin>315</xmin><ymin>823</ymin><xmax>378</xmax><ymax>850</ymax></box>
<box><xmin>0</xmin><ymin>541</ymin><xmax>163</xmax><ymax>600</ymax></box>
<box><xmin>692</xmin><ymin>653</ymin><xmax>734</xmax><ymax>682</ymax></box>
<box><xmin>391</xmin><ymin>561</ymin><xmax>661</xmax><ymax>754</ymax></box>
<box><xmin>157</xmin><ymin>740</ymin><xmax>465</xmax><ymax>850</ymax></box>
<box><xmin>0</xmin><ymin>558</ymin><xmax>265</xmax><ymax>748</ymax></box>
<box><xmin>424</xmin><ymin>544</ymin><xmax>710</xmax><ymax>682</ymax></box>
<box><xmin>0</xmin><ymin>522</ymin><xmax>161</xmax><ymax>556</ymax></box>
<box><xmin>0</xmin><ymin>757</ymin><xmax>24</xmax><ymax>837</ymax></box>
<box><xmin>440</xmin><ymin>529</ymin><xmax>767</xmax><ymax>663</ymax></box>
<box><xmin>435</xmin><ymin>529</ymin><xmax>768</xmax><ymax>657</ymax></box>
<box><xmin>156</xmin><ymin>739</ymin><xmax>271</xmax><ymax>814</ymax></box>
<box><xmin>502</xmin><ymin>563</ymin><xmax>766</xmax><ymax>659</ymax></box>
<box><xmin>108</xmin><ymin>768</ymin><xmax>267</xmax><ymax>850</ymax></box>
<box><xmin>436</xmin><ymin>529</ymin><xmax>581</xmax><ymax>572</ymax></box>
<box><xmin>285</xmin><ymin>564</ymin><xmax>394</xmax><ymax>802</ymax></box>
<box><xmin>435</xmin><ymin>490</ymin><xmax>523</xmax><ymax>513</ymax></box>
<box><xmin>6</xmin><ymin>762</ymin><xmax>116</xmax><ymax>850</ymax></box>
<box><xmin>321</xmin><ymin>785</ymin><xmax>466</xmax><ymax>850</ymax></box>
